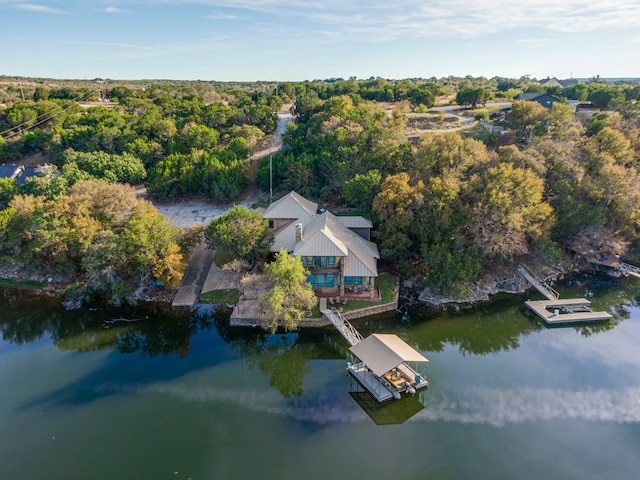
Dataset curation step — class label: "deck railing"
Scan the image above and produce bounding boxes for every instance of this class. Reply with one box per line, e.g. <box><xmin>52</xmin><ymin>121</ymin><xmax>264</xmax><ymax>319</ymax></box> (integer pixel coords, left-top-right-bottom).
<box><xmin>517</xmin><ymin>264</ymin><xmax>559</xmax><ymax>300</ymax></box>
<box><xmin>321</xmin><ymin>308</ymin><xmax>363</xmax><ymax>346</ymax></box>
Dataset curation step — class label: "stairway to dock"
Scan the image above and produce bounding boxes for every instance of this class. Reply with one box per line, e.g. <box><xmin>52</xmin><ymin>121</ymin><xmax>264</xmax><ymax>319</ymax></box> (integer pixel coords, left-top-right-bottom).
<box><xmin>321</xmin><ymin>308</ymin><xmax>363</xmax><ymax>346</ymax></box>
<box><xmin>517</xmin><ymin>264</ymin><xmax>559</xmax><ymax>301</ymax></box>
<box><xmin>619</xmin><ymin>262</ymin><xmax>640</xmax><ymax>278</ymax></box>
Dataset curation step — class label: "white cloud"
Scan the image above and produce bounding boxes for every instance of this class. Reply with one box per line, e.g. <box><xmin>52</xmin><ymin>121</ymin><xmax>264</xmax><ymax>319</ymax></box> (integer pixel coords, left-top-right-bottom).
<box><xmin>518</xmin><ymin>38</ymin><xmax>554</xmax><ymax>48</ymax></box>
<box><xmin>105</xmin><ymin>7</ymin><xmax>130</xmax><ymax>14</ymax></box>
<box><xmin>207</xmin><ymin>12</ymin><xmax>237</xmax><ymax>19</ymax></box>
<box><xmin>172</xmin><ymin>0</ymin><xmax>640</xmax><ymax>40</ymax></box>
<box><xmin>13</xmin><ymin>3</ymin><xmax>69</xmax><ymax>14</ymax></box>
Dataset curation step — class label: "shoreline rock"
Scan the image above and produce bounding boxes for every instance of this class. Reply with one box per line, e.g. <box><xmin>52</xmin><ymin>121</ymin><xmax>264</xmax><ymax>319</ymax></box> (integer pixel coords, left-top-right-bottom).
<box><xmin>415</xmin><ymin>264</ymin><xmax>567</xmax><ymax>308</ymax></box>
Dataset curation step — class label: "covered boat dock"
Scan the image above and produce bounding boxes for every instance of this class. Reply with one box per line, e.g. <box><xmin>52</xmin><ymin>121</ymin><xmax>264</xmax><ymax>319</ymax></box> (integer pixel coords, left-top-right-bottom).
<box><xmin>348</xmin><ymin>334</ymin><xmax>429</xmax><ymax>403</ymax></box>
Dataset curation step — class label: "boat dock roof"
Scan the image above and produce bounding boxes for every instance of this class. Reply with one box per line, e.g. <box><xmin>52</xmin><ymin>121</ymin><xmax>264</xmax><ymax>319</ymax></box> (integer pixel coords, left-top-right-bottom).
<box><xmin>350</xmin><ymin>334</ymin><xmax>429</xmax><ymax>377</ymax></box>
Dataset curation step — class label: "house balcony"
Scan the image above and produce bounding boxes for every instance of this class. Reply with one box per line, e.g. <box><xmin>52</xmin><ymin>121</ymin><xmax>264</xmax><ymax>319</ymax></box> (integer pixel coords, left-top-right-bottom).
<box><xmin>315</xmin><ymin>287</ymin><xmax>380</xmax><ymax>300</ymax></box>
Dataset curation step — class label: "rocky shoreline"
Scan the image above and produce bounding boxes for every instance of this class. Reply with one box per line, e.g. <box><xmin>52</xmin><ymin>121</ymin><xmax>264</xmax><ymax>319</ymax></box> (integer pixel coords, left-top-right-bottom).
<box><xmin>1</xmin><ymin>257</ymin><xmax>571</xmax><ymax>311</ymax></box>
<box><xmin>406</xmin><ymin>263</ymin><xmax>567</xmax><ymax>309</ymax></box>
<box><xmin>0</xmin><ymin>260</ymin><xmax>176</xmax><ymax>306</ymax></box>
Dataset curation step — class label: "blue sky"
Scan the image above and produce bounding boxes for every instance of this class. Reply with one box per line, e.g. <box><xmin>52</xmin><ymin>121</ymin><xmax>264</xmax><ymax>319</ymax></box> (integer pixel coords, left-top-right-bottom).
<box><xmin>1</xmin><ymin>0</ymin><xmax>639</xmax><ymax>81</ymax></box>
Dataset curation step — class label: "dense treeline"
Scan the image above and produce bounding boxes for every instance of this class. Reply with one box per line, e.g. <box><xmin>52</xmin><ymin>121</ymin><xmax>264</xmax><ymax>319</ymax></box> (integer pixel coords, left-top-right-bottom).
<box><xmin>2</xmin><ymin>76</ymin><xmax>640</xmax><ymax>297</ymax></box>
<box><xmin>0</xmin><ymin>180</ymin><xmax>194</xmax><ymax>306</ymax></box>
<box><xmin>0</xmin><ymin>81</ymin><xmax>282</xmax><ymax>202</ymax></box>
<box><xmin>260</xmin><ymin>79</ymin><xmax>640</xmax><ymax>294</ymax></box>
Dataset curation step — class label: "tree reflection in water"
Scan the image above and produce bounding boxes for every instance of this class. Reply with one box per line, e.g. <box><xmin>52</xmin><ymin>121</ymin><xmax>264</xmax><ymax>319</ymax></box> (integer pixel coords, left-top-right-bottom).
<box><xmin>0</xmin><ymin>287</ymin><xmax>217</xmax><ymax>357</ymax></box>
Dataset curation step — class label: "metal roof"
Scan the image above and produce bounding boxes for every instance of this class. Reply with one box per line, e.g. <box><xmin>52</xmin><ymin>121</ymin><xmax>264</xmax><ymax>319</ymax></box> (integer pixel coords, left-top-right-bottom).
<box><xmin>264</xmin><ymin>192</ymin><xmax>379</xmax><ymax>277</ymax></box>
<box><xmin>263</xmin><ymin>191</ymin><xmax>318</xmax><ymax>219</ymax></box>
<box><xmin>349</xmin><ymin>334</ymin><xmax>429</xmax><ymax>377</ymax></box>
<box><xmin>292</xmin><ymin>211</ymin><xmax>379</xmax><ymax>276</ymax></box>
<box><xmin>336</xmin><ymin>216</ymin><xmax>373</xmax><ymax>229</ymax></box>
<box><xmin>0</xmin><ymin>165</ymin><xmax>21</xmax><ymax>179</ymax></box>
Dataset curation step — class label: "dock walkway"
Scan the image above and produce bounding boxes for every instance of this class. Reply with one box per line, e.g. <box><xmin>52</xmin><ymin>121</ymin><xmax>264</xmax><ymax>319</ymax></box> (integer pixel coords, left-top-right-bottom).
<box><xmin>517</xmin><ymin>264</ymin><xmax>559</xmax><ymax>300</ymax></box>
<box><xmin>321</xmin><ymin>308</ymin><xmax>363</xmax><ymax>346</ymax></box>
<box><xmin>525</xmin><ymin>298</ymin><xmax>612</xmax><ymax>325</ymax></box>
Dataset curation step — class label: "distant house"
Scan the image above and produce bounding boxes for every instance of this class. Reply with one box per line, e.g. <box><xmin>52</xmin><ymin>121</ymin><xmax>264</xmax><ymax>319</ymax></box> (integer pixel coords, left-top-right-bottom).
<box><xmin>540</xmin><ymin>77</ymin><xmax>579</xmax><ymax>88</ymax></box>
<box><xmin>0</xmin><ymin>164</ymin><xmax>44</xmax><ymax>184</ymax></box>
<box><xmin>514</xmin><ymin>92</ymin><xmax>562</xmax><ymax>109</ymax></box>
<box><xmin>262</xmin><ymin>191</ymin><xmax>380</xmax><ymax>298</ymax></box>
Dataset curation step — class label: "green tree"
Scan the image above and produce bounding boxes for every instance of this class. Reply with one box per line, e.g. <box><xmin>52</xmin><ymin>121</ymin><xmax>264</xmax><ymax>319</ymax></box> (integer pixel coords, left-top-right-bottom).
<box><xmin>507</xmin><ymin>100</ymin><xmax>548</xmax><ymax>144</ymax></box>
<box><xmin>467</xmin><ymin>163</ymin><xmax>553</xmax><ymax>262</ymax></box>
<box><xmin>0</xmin><ymin>178</ymin><xmax>20</xmax><ymax>210</ymax></box>
<box><xmin>372</xmin><ymin>173</ymin><xmax>424</xmax><ymax>261</ymax></box>
<box><xmin>205</xmin><ymin>206</ymin><xmax>273</xmax><ymax>264</ymax></box>
<box><xmin>589</xmin><ymin>86</ymin><xmax>624</xmax><ymax>109</ymax></box>
<box><xmin>62</xmin><ymin>150</ymin><xmax>147</xmax><ymax>184</ymax></box>
<box><xmin>456</xmin><ymin>87</ymin><xmax>486</xmax><ymax>108</ymax></box>
<box><xmin>343</xmin><ymin>169</ymin><xmax>382</xmax><ymax>215</ymax></box>
<box><xmin>259</xmin><ymin>249</ymin><xmax>317</xmax><ymax>332</ymax></box>
<box><xmin>592</xmin><ymin>127</ymin><xmax>633</xmax><ymax>166</ymax></box>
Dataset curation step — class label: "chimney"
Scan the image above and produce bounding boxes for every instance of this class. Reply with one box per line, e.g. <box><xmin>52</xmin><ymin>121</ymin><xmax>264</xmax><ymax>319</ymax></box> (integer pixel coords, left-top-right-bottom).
<box><xmin>295</xmin><ymin>223</ymin><xmax>302</xmax><ymax>242</ymax></box>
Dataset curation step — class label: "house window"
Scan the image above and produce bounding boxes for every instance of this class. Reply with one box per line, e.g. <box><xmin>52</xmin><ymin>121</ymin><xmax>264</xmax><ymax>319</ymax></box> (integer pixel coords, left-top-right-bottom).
<box><xmin>306</xmin><ymin>256</ymin><xmax>313</xmax><ymax>266</ymax></box>
<box><xmin>307</xmin><ymin>274</ymin><xmax>314</xmax><ymax>285</ymax></box>
<box><xmin>328</xmin><ymin>256</ymin><xmax>335</xmax><ymax>266</ymax></box>
<box><xmin>344</xmin><ymin>276</ymin><xmax>353</xmax><ymax>285</ymax></box>
<box><xmin>316</xmin><ymin>274</ymin><xmax>325</xmax><ymax>287</ymax></box>
<box><xmin>268</xmin><ymin>220</ymin><xmax>274</xmax><ymax>229</ymax></box>
<box><xmin>326</xmin><ymin>275</ymin><xmax>335</xmax><ymax>287</ymax></box>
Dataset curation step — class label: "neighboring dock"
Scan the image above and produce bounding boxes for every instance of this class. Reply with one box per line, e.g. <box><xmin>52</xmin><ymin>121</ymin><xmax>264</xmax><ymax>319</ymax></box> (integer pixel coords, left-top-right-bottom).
<box><xmin>518</xmin><ymin>264</ymin><xmax>612</xmax><ymax>325</ymax></box>
<box><xmin>525</xmin><ymin>298</ymin><xmax>612</xmax><ymax>325</ymax></box>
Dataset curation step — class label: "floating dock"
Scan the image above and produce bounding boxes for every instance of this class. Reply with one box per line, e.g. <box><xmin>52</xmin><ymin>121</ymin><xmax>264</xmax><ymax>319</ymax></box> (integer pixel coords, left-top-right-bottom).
<box><xmin>525</xmin><ymin>298</ymin><xmax>612</xmax><ymax>325</ymax></box>
<box><xmin>518</xmin><ymin>264</ymin><xmax>612</xmax><ymax>325</ymax></box>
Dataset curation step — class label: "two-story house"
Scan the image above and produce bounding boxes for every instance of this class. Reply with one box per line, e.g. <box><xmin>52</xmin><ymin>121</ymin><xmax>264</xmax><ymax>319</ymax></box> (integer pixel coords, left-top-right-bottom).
<box><xmin>262</xmin><ymin>191</ymin><xmax>380</xmax><ymax>299</ymax></box>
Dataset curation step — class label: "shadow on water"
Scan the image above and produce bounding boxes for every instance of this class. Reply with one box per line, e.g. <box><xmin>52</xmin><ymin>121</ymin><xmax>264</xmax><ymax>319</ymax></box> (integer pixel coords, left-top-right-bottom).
<box><xmin>349</xmin><ymin>392</ymin><xmax>425</xmax><ymax>425</ymax></box>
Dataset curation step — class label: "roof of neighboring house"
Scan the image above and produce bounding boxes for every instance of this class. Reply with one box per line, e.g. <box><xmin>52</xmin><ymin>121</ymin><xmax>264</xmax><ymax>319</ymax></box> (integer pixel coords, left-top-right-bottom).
<box><xmin>294</xmin><ymin>211</ymin><xmax>379</xmax><ymax>277</ymax></box>
<box><xmin>263</xmin><ymin>190</ymin><xmax>318</xmax><ymax>220</ymax></box>
<box><xmin>0</xmin><ymin>164</ymin><xmax>41</xmax><ymax>184</ymax></box>
<box><xmin>336</xmin><ymin>216</ymin><xmax>373</xmax><ymax>229</ymax></box>
<box><xmin>540</xmin><ymin>77</ymin><xmax>579</xmax><ymax>88</ymax></box>
<box><xmin>350</xmin><ymin>334</ymin><xmax>429</xmax><ymax>377</ymax></box>
<box><xmin>0</xmin><ymin>164</ymin><xmax>22</xmax><ymax>180</ymax></box>
<box><xmin>514</xmin><ymin>92</ymin><xmax>562</xmax><ymax>106</ymax></box>
<box><xmin>540</xmin><ymin>77</ymin><xmax>563</xmax><ymax>88</ymax></box>
<box><xmin>515</xmin><ymin>92</ymin><xmax>546</xmax><ymax>101</ymax></box>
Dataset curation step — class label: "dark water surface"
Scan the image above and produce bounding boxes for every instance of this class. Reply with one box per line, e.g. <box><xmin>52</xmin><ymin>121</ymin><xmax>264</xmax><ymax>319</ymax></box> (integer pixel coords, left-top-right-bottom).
<box><xmin>1</xmin><ymin>276</ymin><xmax>640</xmax><ymax>480</ymax></box>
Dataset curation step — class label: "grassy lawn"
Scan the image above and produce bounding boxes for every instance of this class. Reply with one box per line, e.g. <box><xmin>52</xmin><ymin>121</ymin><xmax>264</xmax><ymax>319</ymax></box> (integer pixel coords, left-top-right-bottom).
<box><xmin>199</xmin><ymin>288</ymin><xmax>241</xmax><ymax>305</ymax></box>
<box><xmin>340</xmin><ymin>272</ymin><xmax>396</xmax><ymax>312</ymax></box>
<box><xmin>377</xmin><ymin>272</ymin><xmax>396</xmax><ymax>303</ymax></box>
<box><xmin>0</xmin><ymin>278</ymin><xmax>45</xmax><ymax>289</ymax></box>
<box><xmin>464</xmin><ymin>106</ymin><xmax>503</xmax><ymax>117</ymax></box>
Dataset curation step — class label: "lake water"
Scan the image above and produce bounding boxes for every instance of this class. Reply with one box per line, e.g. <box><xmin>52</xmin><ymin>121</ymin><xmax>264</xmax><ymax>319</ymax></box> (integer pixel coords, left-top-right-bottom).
<box><xmin>2</xmin><ymin>275</ymin><xmax>640</xmax><ymax>480</ymax></box>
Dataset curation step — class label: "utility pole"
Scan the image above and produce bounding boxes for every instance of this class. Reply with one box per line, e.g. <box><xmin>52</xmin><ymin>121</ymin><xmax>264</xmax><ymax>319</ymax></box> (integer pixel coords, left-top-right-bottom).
<box><xmin>269</xmin><ymin>154</ymin><xmax>273</xmax><ymax>203</ymax></box>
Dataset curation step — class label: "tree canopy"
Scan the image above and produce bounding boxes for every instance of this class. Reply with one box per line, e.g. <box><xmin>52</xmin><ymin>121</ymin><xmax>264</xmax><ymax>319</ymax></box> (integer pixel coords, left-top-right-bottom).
<box><xmin>205</xmin><ymin>206</ymin><xmax>273</xmax><ymax>264</ymax></box>
<box><xmin>259</xmin><ymin>249</ymin><xmax>317</xmax><ymax>333</ymax></box>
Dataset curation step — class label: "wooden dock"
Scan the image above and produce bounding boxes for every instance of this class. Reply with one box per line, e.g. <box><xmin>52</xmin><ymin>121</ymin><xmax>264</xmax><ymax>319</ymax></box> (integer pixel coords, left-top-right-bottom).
<box><xmin>525</xmin><ymin>298</ymin><xmax>612</xmax><ymax>325</ymax></box>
